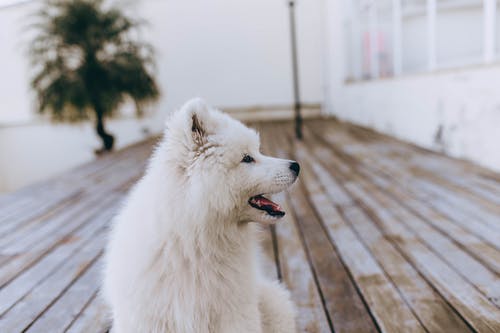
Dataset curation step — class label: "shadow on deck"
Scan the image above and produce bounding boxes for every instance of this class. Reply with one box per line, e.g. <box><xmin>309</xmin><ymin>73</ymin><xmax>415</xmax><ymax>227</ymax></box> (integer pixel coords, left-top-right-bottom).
<box><xmin>0</xmin><ymin>119</ymin><xmax>499</xmax><ymax>332</ymax></box>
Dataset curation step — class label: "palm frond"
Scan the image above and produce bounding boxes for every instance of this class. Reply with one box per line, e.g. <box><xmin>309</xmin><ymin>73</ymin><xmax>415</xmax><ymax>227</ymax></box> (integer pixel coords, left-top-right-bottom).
<box><xmin>29</xmin><ymin>0</ymin><xmax>160</xmax><ymax>122</ymax></box>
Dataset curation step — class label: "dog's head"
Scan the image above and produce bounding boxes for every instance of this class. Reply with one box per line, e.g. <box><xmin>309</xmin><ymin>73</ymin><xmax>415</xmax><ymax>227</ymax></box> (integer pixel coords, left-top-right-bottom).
<box><xmin>163</xmin><ymin>98</ymin><xmax>299</xmax><ymax>225</ymax></box>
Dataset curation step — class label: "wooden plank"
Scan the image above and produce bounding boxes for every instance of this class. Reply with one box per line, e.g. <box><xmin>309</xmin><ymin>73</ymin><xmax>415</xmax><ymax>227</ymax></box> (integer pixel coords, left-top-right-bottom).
<box><xmin>301</xmin><ymin>122</ymin><xmax>500</xmax><ymax>332</ymax></box>
<box><xmin>0</xmin><ymin>196</ymin><xmax>34</xmax><ymax>223</ymax></box>
<box><xmin>0</xmin><ymin>233</ymin><xmax>106</xmax><ymax>332</ymax></box>
<box><xmin>0</xmin><ymin>139</ymin><xmax>149</xmax><ymax>221</ymax></box>
<box><xmin>312</xmin><ymin>124</ymin><xmax>500</xmax><ymax>278</ymax></box>
<box><xmin>257</xmin><ymin>122</ymin><xmax>332</xmax><ymax>332</ymax></box>
<box><xmin>0</xmin><ymin>159</ymin><xmax>141</xmax><ymax>254</ymax></box>
<box><xmin>352</xmin><ymin>179</ymin><xmax>500</xmax><ymax>307</ymax></box>
<box><xmin>311</xmin><ymin>124</ymin><xmax>500</xmax><ymax>252</ymax></box>
<box><xmin>0</xmin><ymin>142</ymin><xmax>149</xmax><ymax>240</ymax></box>
<box><xmin>268</xmin><ymin>123</ymin><xmax>379</xmax><ymax>333</ymax></box>
<box><xmin>273</xmin><ymin>192</ymin><xmax>332</xmax><ymax>333</ymax></box>
<box><xmin>412</xmin><ymin>179</ymin><xmax>500</xmax><ymax>233</ymax></box>
<box><xmin>315</xmin><ymin>119</ymin><xmax>500</xmax><ymax>212</ymax></box>
<box><xmin>341</xmin><ymin>206</ymin><xmax>474</xmax><ymax>333</ymax></box>
<box><xmin>346</xmin><ymin>183</ymin><xmax>500</xmax><ymax>332</ymax></box>
<box><xmin>26</xmin><ymin>257</ymin><xmax>103</xmax><ymax>332</ymax></box>
<box><xmin>0</xmin><ymin>202</ymin><xmax>118</xmax><ymax>316</ymax></box>
<box><xmin>354</xmin><ymin>128</ymin><xmax>500</xmax><ymax>207</ymax></box>
<box><xmin>0</xmin><ymin>192</ymin><xmax>98</xmax><ymax>251</ymax></box>
<box><xmin>296</xmin><ymin>145</ymin><xmax>473</xmax><ymax>332</ymax></box>
<box><xmin>0</xmin><ymin>139</ymin><xmax>153</xmax><ymax>332</ymax></box>
<box><xmin>365</xmin><ymin>171</ymin><xmax>500</xmax><ymax>275</ymax></box>
<box><xmin>0</xmin><ymin>181</ymin><xmax>58</xmax><ymax>212</ymax></box>
<box><xmin>0</xmin><ymin>195</ymin><xmax>120</xmax><ymax>288</ymax></box>
<box><xmin>0</xmin><ymin>189</ymin><xmax>83</xmax><ymax>240</ymax></box>
<box><xmin>311</xmin><ymin>131</ymin><xmax>500</xmax><ymax>307</ymax></box>
<box><xmin>410</xmin><ymin>157</ymin><xmax>500</xmax><ymax>205</ymax></box>
<box><xmin>64</xmin><ymin>293</ymin><xmax>110</xmax><ymax>333</ymax></box>
<box><xmin>295</xmin><ymin>152</ymin><xmax>425</xmax><ymax>333</ymax></box>
<box><xmin>1</xmin><ymin>147</ymin><xmax>147</xmax><ymax>255</ymax></box>
<box><xmin>325</xmin><ymin>122</ymin><xmax>500</xmax><ymax>241</ymax></box>
<box><xmin>285</xmin><ymin>184</ymin><xmax>378</xmax><ymax>333</ymax></box>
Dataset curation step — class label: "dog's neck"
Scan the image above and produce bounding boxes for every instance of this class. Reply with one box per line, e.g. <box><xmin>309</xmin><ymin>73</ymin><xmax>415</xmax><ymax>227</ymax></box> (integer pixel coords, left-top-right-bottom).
<box><xmin>178</xmin><ymin>211</ymin><xmax>257</xmax><ymax>253</ymax></box>
<box><xmin>159</xmin><ymin>213</ymin><xmax>259</xmax><ymax>282</ymax></box>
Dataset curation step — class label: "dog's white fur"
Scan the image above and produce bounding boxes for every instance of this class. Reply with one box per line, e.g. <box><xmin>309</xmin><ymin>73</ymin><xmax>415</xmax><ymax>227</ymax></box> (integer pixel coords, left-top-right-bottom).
<box><xmin>102</xmin><ymin>98</ymin><xmax>298</xmax><ymax>333</ymax></box>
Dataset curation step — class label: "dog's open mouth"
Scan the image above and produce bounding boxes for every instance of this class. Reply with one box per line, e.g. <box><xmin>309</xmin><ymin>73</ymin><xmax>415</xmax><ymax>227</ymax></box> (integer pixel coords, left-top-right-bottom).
<box><xmin>248</xmin><ymin>194</ymin><xmax>285</xmax><ymax>217</ymax></box>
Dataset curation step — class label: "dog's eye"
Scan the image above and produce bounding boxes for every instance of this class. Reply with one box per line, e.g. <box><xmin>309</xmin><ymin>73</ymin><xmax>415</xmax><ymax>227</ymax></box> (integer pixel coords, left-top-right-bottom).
<box><xmin>241</xmin><ymin>154</ymin><xmax>255</xmax><ymax>163</ymax></box>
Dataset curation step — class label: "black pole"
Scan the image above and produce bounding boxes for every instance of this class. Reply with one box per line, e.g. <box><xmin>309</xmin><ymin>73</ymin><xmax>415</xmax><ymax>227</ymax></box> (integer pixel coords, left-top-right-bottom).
<box><xmin>288</xmin><ymin>0</ymin><xmax>302</xmax><ymax>140</ymax></box>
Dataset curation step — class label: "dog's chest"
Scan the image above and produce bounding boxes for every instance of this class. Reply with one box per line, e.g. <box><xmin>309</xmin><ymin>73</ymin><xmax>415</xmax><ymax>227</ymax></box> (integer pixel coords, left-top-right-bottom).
<box><xmin>143</xmin><ymin>229</ymin><xmax>261</xmax><ymax>329</ymax></box>
<box><xmin>151</xmin><ymin>254</ymin><xmax>259</xmax><ymax>331</ymax></box>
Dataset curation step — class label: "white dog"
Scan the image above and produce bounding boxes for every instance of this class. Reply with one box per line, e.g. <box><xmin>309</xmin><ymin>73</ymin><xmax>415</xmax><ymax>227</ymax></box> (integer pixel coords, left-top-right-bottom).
<box><xmin>102</xmin><ymin>98</ymin><xmax>299</xmax><ymax>333</ymax></box>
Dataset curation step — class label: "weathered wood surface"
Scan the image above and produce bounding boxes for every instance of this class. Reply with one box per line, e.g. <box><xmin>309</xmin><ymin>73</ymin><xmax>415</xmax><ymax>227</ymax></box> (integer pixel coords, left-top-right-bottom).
<box><xmin>0</xmin><ymin>119</ymin><xmax>499</xmax><ymax>332</ymax></box>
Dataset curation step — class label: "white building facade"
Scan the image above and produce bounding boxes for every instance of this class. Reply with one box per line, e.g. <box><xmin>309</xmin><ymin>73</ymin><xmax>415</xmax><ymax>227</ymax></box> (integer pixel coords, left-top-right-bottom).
<box><xmin>1</xmin><ymin>0</ymin><xmax>500</xmax><ymax>192</ymax></box>
<box><xmin>323</xmin><ymin>0</ymin><xmax>500</xmax><ymax>172</ymax></box>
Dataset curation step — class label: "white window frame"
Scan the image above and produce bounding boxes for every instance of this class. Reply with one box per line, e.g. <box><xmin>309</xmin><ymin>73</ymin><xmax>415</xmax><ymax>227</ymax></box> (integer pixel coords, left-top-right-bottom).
<box><xmin>483</xmin><ymin>0</ymin><xmax>496</xmax><ymax>63</ymax></box>
<box><xmin>392</xmin><ymin>0</ymin><xmax>403</xmax><ymax>75</ymax></box>
<box><xmin>348</xmin><ymin>0</ymin><xmax>498</xmax><ymax>81</ymax></box>
<box><xmin>426</xmin><ymin>0</ymin><xmax>437</xmax><ymax>70</ymax></box>
<box><xmin>368</xmin><ymin>1</ymin><xmax>380</xmax><ymax>78</ymax></box>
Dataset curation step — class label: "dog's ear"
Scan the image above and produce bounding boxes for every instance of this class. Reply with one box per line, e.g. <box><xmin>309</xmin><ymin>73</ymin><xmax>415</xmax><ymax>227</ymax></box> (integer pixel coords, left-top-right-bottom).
<box><xmin>182</xmin><ymin>98</ymin><xmax>210</xmax><ymax>147</ymax></box>
<box><xmin>191</xmin><ymin>113</ymin><xmax>205</xmax><ymax>146</ymax></box>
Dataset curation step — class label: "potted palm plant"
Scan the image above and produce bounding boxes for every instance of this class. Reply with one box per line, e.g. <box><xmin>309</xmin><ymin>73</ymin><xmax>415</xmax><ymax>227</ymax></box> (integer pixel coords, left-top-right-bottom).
<box><xmin>30</xmin><ymin>0</ymin><xmax>159</xmax><ymax>153</ymax></box>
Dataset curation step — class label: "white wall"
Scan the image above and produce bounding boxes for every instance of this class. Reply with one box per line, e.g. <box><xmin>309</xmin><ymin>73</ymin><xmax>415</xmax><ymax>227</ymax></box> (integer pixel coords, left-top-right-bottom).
<box><xmin>130</xmin><ymin>0</ymin><xmax>323</xmax><ymax>111</ymax></box>
<box><xmin>0</xmin><ymin>0</ymin><xmax>323</xmax><ymax>192</ymax></box>
<box><xmin>325</xmin><ymin>0</ymin><xmax>500</xmax><ymax>172</ymax></box>
<box><xmin>0</xmin><ymin>118</ymin><xmax>154</xmax><ymax>191</ymax></box>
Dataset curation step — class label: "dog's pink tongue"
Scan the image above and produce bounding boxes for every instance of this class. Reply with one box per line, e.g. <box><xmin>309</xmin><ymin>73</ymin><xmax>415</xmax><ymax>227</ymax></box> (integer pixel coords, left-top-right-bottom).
<box><xmin>255</xmin><ymin>196</ymin><xmax>281</xmax><ymax>211</ymax></box>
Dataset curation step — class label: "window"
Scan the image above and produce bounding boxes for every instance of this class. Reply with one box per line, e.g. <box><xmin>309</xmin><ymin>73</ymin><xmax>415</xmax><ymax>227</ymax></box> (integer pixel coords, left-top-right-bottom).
<box><xmin>344</xmin><ymin>0</ymin><xmax>395</xmax><ymax>81</ymax></box>
<box><xmin>343</xmin><ymin>0</ymin><xmax>498</xmax><ymax>81</ymax></box>
<box><xmin>436</xmin><ymin>0</ymin><xmax>483</xmax><ymax>67</ymax></box>
<box><xmin>401</xmin><ymin>0</ymin><xmax>428</xmax><ymax>73</ymax></box>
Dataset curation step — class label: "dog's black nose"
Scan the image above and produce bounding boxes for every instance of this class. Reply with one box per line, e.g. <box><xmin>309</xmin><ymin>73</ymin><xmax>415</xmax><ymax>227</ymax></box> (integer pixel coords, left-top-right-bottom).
<box><xmin>289</xmin><ymin>161</ymin><xmax>300</xmax><ymax>176</ymax></box>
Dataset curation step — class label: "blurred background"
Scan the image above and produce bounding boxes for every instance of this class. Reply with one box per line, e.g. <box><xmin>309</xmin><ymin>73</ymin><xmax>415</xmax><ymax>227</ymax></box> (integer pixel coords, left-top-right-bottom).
<box><xmin>0</xmin><ymin>0</ymin><xmax>499</xmax><ymax>193</ymax></box>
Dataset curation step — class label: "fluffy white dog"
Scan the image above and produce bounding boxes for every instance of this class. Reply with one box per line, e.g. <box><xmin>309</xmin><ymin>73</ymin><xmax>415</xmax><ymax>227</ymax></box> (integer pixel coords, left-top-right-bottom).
<box><xmin>102</xmin><ymin>98</ymin><xmax>299</xmax><ymax>333</ymax></box>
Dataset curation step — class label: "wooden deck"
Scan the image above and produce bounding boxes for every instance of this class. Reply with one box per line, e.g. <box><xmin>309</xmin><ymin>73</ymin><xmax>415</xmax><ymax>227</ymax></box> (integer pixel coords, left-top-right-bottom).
<box><xmin>0</xmin><ymin>118</ymin><xmax>499</xmax><ymax>332</ymax></box>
